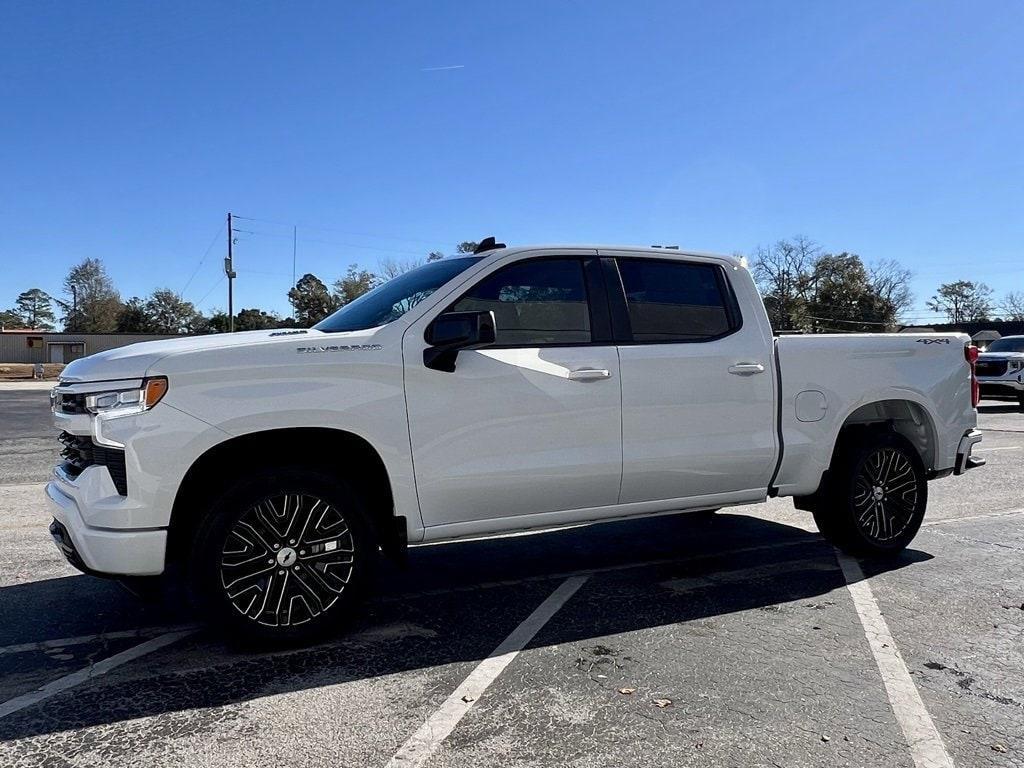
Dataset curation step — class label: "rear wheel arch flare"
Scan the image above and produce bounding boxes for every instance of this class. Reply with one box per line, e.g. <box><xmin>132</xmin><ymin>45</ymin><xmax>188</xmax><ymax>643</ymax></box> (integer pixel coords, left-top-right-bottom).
<box><xmin>832</xmin><ymin>399</ymin><xmax>938</xmax><ymax>472</ymax></box>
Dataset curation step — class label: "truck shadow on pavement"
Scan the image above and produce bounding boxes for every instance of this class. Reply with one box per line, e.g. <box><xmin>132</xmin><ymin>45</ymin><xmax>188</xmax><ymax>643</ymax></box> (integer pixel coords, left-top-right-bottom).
<box><xmin>0</xmin><ymin>511</ymin><xmax>931</xmax><ymax>743</ymax></box>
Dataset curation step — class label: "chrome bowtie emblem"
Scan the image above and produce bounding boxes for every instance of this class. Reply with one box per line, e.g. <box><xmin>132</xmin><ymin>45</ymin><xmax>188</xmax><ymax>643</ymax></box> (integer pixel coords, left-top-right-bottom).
<box><xmin>276</xmin><ymin>547</ymin><xmax>297</xmax><ymax>567</ymax></box>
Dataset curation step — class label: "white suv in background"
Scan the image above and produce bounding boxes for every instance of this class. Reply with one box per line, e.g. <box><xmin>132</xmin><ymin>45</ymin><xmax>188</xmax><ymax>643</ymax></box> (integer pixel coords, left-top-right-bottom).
<box><xmin>976</xmin><ymin>335</ymin><xmax>1024</xmax><ymax>409</ymax></box>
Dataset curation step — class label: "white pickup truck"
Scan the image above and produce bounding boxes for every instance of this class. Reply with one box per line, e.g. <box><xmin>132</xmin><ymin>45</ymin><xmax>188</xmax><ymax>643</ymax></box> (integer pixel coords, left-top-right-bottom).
<box><xmin>48</xmin><ymin>242</ymin><xmax>984</xmax><ymax>643</ymax></box>
<box><xmin>976</xmin><ymin>335</ymin><xmax>1024</xmax><ymax>408</ymax></box>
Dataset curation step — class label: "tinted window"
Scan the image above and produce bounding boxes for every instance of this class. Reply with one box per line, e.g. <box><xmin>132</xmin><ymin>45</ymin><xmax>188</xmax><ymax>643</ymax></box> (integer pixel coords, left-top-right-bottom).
<box><xmin>451</xmin><ymin>259</ymin><xmax>591</xmax><ymax>345</ymax></box>
<box><xmin>986</xmin><ymin>338</ymin><xmax>1024</xmax><ymax>353</ymax></box>
<box><xmin>618</xmin><ymin>259</ymin><xmax>734</xmax><ymax>341</ymax></box>
<box><xmin>315</xmin><ymin>257</ymin><xmax>481</xmax><ymax>333</ymax></box>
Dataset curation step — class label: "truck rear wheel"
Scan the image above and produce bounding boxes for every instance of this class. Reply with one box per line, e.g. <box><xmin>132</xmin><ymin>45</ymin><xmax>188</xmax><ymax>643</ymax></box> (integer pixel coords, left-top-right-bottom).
<box><xmin>813</xmin><ymin>431</ymin><xmax>927</xmax><ymax>557</ymax></box>
<box><xmin>189</xmin><ymin>469</ymin><xmax>375</xmax><ymax>645</ymax></box>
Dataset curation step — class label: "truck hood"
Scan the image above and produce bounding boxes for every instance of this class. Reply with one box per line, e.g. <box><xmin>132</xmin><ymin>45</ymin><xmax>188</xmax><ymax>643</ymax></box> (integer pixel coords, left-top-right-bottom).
<box><xmin>59</xmin><ymin>329</ymin><xmax>338</xmax><ymax>383</ymax></box>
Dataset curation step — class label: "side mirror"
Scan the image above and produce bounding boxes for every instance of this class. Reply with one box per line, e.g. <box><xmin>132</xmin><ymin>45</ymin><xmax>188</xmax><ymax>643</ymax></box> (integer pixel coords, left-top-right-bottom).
<box><xmin>423</xmin><ymin>310</ymin><xmax>496</xmax><ymax>372</ymax></box>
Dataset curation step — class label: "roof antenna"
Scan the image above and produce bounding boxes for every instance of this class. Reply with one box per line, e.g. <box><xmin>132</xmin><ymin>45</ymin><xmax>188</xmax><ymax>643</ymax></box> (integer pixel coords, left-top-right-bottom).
<box><xmin>473</xmin><ymin>236</ymin><xmax>506</xmax><ymax>254</ymax></box>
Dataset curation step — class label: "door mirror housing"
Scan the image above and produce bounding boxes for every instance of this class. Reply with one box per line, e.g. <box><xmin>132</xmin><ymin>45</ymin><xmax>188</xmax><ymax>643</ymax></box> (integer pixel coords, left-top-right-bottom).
<box><xmin>423</xmin><ymin>310</ymin><xmax>497</xmax><ymax>372</ymax></box>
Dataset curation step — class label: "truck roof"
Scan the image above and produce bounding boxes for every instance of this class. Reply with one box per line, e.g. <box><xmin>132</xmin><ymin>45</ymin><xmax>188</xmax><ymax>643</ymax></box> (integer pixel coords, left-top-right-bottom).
<box><xmin>478</xmin><ymin>244</ymin><xmax>743</xmax><ymax>267</ymax></box>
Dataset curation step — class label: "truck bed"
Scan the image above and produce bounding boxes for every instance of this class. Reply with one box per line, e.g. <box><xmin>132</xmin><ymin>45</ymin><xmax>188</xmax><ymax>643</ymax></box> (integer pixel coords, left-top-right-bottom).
<box><xmin>772</xmin><ymin>333</ymin><xmax>976</xmax><ymax>497</ymax></box>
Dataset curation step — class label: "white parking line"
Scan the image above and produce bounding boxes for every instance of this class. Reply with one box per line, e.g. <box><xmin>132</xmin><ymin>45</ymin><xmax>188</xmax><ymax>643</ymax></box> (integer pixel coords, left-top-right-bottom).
<box><xmin>836</xmin><ymin>553</ymin><xmax>955</xmax><ymax>768</ymax></box>
<box><xmin>0</xmin><ymin>629</ymin><xmax>196</xmax><ymax>720</ymax></box>
<box><xmin>972</xmin><ymin>445</ymin><xmax>1020</xmax><ymax>452</ymax></box>
<box><xmin>922</xmin><ymin>507</ymin><xmax>1024</xmax><ymax>527</ymax></box>
<box><xmin>0</xmin><ymin>624</ymin><xmax>197</xmax><ymax>656</ymax></box>
<box><xmin>660</xmin><ymin>556</ymin><xmax>836</xmax><ymax>593</ymax></box>
<box><xmin>385</xmin><ymin>576</ymin><xmax>588</xmax><ymax>768</ymax></box>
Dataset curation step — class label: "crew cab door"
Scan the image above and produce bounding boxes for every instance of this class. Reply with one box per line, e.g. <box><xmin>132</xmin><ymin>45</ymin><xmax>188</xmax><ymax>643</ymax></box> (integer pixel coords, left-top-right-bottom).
<box><xmin>604</xmin><ymin>253</ymin><xmax>778</xmax><ymax>504</ymax></box>
<box><xmin>403</xmin><ymin>252</ymin><xmax>622</xmax><ymax>531</ymax></box>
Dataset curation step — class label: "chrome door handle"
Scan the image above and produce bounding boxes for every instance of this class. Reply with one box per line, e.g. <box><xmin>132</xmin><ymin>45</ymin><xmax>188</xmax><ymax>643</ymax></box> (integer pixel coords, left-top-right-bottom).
<box><xmin>728</xmin><ymin>362</ymin><xmax>765</xmax><ymax>376</ymax></box>
<box><xmin>568</xmin><ymin>368</ymin><xmax>611</xmax><ymax>381</ymax></box>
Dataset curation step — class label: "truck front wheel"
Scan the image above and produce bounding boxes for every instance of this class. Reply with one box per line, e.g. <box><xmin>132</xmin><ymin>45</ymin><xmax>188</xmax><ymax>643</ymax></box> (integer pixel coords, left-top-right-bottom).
<box><xmin>813</xmin><ymin>432</ymin><xmax>927</xmax><ymax>557</ymax></box>
<box><xmin>189</xmin><ymin>469</ymin><xmax>375</xmax><ymax>645</ymax></box>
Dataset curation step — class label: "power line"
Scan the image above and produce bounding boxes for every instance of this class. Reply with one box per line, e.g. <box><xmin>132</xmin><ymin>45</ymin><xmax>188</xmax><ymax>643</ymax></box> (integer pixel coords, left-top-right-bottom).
<box><xmin>805</xmin><ymin>314</ymin><xmax>890</xmax><ymax>326</ymax></box>
<box><xmin>196</xmin><ymin>275</ymin><xmax>225</xmax><ymax>306</ymax></box>
<box><xmin>181</xmin><ymin>225</ymin><xmax>227</xmax><ymax>298</ymax></box>
<box><xmin>231</xmin><ymin>214</ymin><xmax>443</xmax><ymax>247</ymax></box>
<box><xmin>237</xmin><ymin>227</ymin><xmax>428</xmax><ymax>258</ymax></box>
<box><xmin>235</xmin><ymin>269</ymin><xmax>292</xmax><ymax>277</ymax></box>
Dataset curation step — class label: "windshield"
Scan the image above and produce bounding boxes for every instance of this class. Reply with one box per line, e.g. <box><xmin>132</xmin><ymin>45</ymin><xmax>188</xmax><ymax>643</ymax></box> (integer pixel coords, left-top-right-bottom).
<box><xmin>314</xmin><ymin>257</ymin><xmax>482</xmax><ymax>333</ymax></box>
<box><xmin>985</xmin><ymin>338</ymin><xmax>1024</xmax><ymax>354</ymax></box>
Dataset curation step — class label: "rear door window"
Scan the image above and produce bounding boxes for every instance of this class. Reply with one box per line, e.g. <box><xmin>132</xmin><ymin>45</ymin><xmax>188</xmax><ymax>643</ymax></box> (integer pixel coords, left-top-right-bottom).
<box><xmin>617</xmin><ymin>259</ymin><xmax>737</xmax><ymax>342</ymax></box>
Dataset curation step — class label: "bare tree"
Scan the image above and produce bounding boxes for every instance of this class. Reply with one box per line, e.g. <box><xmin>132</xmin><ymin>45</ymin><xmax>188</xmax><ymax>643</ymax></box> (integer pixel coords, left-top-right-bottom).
<box><xmin>751</xmin><ymin>236</ymin><xmax>819</xmax><ymax>331</ymax></box>
<box><xmin>1003</xmin><ymin>291</ymin><xmax>1024</xmax><ymax>321</ymax></box>
<box><xmin>869</xmin><ymin>259</ymin><xmax>914</xmax><ymax>321</ymax></box>
<box><xmin>376</xmin><ymin>258</ymin><xmax>423</xmax><ymax>281</ymax></box>
<box><xmin>377</xmin><ymin>242</ymin><xmax>471</xmax><ymax>283</ymax></box>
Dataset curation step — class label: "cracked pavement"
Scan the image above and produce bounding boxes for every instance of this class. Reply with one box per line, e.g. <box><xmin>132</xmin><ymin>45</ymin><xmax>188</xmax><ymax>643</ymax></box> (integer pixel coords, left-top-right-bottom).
<box><xmin>0</xmin><ymin>388</ymin><xmax>1021</xmax><ymax>767</ymax></box>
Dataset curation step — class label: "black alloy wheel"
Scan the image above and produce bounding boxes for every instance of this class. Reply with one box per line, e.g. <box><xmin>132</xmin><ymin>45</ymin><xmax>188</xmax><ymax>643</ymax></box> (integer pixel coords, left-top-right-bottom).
<box><xmin>850</xmin><ymin>446</ymin><xmax>920</xmax><ymax>544</ymax></box>
<box><xmin>190</xmin><ymin>469</ymin><xmax>374</xmax><ymax>645</ymax></box>
<box><xmin>220</xmin><ymin>493</ymin><xmax>356</xmax><ymax>627</ymax></box>
<box><xmin>813</xmin><ymin>431</ymin><xmax>927</xmax><ymax>557</ymax></box>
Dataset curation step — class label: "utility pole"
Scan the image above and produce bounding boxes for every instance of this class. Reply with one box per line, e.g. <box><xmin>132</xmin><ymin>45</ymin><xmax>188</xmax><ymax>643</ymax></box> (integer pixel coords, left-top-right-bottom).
<box><xmin>225</xmin><ymin>212</ymin><xmax>237</xmax><ymax>332</ymax></box>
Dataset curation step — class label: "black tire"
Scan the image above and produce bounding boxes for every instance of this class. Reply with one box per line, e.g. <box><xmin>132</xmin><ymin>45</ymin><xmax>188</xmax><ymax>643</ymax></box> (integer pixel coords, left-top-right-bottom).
<box><xmin>812</xmin><ymin>431</ymin><xmax>927</xmax><ymax>558</ymax></box>
<box><xmin>188</xmin><ymin>468</ymin><xmax>376</xmax><ymax>646</ymax></box>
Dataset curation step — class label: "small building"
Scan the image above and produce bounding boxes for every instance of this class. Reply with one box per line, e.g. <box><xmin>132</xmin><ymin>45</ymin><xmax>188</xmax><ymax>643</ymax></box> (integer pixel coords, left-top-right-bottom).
<box><xmin>0</xmin><ymin>331</ymin><xmax>181</xmax><ymax>364</ymax></box>
<box><xmin>971</xmin><ymin>330</ymin><xmax>1001</xmax><ymax>351</ymax></box>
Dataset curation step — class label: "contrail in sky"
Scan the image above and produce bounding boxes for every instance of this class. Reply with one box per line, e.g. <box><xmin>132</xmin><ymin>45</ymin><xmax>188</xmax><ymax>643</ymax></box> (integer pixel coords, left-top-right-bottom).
<box><xmin>420</xmin><ymin>64</ymin><xmax>465</xmax><ymax>72</ymax></box>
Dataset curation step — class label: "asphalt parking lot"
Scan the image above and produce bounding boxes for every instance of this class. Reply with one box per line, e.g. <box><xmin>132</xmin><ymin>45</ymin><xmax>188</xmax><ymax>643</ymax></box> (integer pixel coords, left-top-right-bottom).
<box><xmin>0</xmin><ymin>383</ymin><xmax>1021</xmax><ymax>767</ymax></box>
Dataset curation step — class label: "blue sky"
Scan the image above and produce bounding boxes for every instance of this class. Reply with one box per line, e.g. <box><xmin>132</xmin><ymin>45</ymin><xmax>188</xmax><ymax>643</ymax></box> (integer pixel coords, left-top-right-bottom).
<box><xmin>2</xmin><ymin>0</ymin><xmax>1021</xmax><ymax>323</ymax></box>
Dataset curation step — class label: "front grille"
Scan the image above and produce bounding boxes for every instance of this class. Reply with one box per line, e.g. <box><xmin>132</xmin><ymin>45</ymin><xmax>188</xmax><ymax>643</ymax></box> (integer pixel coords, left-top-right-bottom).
<box><xmin>976</xmin><ymin>360</ymin><xmax>1008</xmax><ymax>377</ymax></box>
<box><xmin>980</xmin><ymin>383</ymin><xmax>1020</xmax><ymax>398</ymax></box>
<box><xmin>58</xmin><ymin>431</ymin><xmax>128</xmax><ymax>495</ymax></box>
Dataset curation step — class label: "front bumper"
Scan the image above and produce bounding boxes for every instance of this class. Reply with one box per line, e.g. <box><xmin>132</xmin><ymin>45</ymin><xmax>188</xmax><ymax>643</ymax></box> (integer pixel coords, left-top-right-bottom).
<box><xmin>45</xmin><ymin>466</ymin><xmax>167</xmax><ymax>576</ymax></box>
<box><xmin>979</xmin><ymin>379</ymin><xmax>1024</xmax><ymax>398</ymax></box>
<box><xmin>954</xmin><ymin>429</ymin><xmax>985</xmax><ymax>475</ymax></box>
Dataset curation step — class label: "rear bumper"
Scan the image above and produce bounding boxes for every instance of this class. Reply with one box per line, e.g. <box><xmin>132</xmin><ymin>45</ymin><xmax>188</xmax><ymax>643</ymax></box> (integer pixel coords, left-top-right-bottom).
<box><xmin>954</xmin><ymin>429</ymin><xmax>984</xmax><ymax>475</ymax></box>
<box><xmin>45</xmin><ymin>469</ymin><xmax>166</xmax><ymax>576</ymax></box>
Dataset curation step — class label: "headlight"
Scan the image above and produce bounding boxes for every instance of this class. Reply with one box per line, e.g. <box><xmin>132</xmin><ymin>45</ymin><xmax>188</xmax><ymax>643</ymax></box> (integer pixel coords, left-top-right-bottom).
<box><xmin>1009</xmin><ymin>360</ymin><xmax>1023</xmax><ymax>371</ymax></box>
<box><xmin>85</xmin><ymin>377</ymin><xmax>168</xmax><ymax>416</ymax></box>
